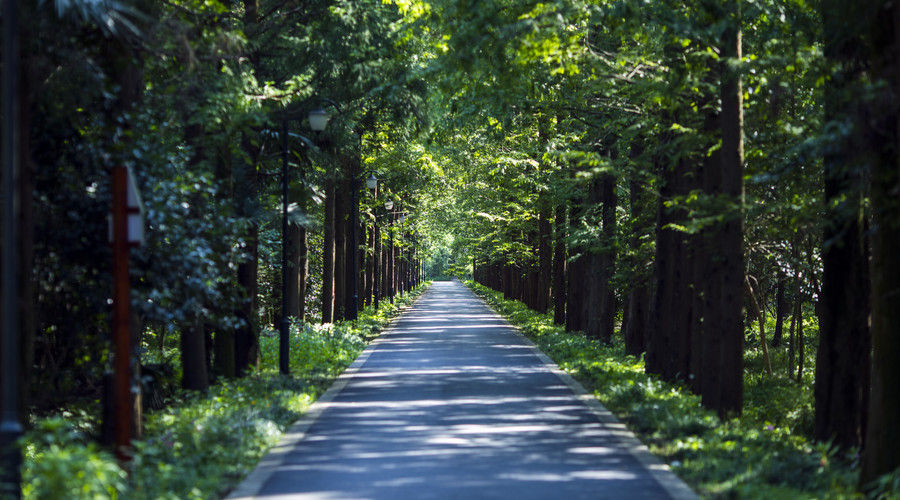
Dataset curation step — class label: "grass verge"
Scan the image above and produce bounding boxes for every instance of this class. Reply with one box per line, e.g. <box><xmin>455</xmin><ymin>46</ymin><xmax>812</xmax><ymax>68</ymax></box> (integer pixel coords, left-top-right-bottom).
<box><xmin>21</xmin><ymin>284</ymin><xmax>428</xmax><ymax>499</ymax></box>
<box><xmin>464</xmin><ymin>280</ymin><xmax>884</xmax><ymax>499</ymax></box>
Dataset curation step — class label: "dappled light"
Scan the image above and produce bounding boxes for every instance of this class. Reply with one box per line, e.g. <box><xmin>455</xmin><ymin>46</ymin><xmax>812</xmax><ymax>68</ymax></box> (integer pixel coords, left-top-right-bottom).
<box><xmin>5</xmin><ymin>0</ymin><xmax>899</xmax><ymax>496</ymax></box>
<box><xmin>252</xmin><ymin>282</ymin><xmax>675</xmax><ymax>499</ymax></box>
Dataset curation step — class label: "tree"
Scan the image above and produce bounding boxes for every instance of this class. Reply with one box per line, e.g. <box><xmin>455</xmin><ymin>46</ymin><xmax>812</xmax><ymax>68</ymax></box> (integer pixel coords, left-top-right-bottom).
<box><xmin>859</xmin><ymin>0</ymin><xmax>900</xmax><ymax>485</ymax></box>
<box><xmin>813</xmin><ymin>0</ymin><xmax>871</xmax><ymax>451</ymax></box>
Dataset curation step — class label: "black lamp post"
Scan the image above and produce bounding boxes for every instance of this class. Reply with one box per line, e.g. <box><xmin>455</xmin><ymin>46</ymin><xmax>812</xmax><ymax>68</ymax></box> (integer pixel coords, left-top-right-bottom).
<box><xmin>279</xmin><ymin>108</ymin><xmax>330</xmax><ymax>376</ymax></box>
<box><xmin>0</xmin><ymin>0</ymin><xmax>21</xmax><ymax>493</ymax></box>
<box><xmin>367</xmin><ymin>175</ymin><xmax>379</xmax><ymax>308</ymax></box>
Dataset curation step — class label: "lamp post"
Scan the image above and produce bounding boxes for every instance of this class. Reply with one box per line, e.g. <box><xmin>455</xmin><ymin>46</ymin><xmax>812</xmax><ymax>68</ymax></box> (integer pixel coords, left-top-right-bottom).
<box><xmin>279</xmin><ymin>108</ymin><xmax>330</xmax><ymax>376</ymax></box>
<box><xmin>0</xmin><ymin>0</ymin><xmax>21</xmax><ymax>492</ymax></box>
<box><xmin>278</xmin><ymin>118</ymin><xmax>291</xmax><ymax>376</ymax></box>
<box><xmin>367</xmin><ymin>175</ymin><xmax>379</xmax><ymax>309</ymax></box>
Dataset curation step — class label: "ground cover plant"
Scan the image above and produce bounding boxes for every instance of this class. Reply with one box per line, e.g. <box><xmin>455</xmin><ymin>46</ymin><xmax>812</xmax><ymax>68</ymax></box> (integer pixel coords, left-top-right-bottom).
<box><xmin>20</xmin><ymin>285</ymin><xmax>427</xmax><ymax>500</ymax></box>
<box><xmin>465</xmin><ymin>281</ymin><xmax>888</xmax><ymax>499</ymax></box>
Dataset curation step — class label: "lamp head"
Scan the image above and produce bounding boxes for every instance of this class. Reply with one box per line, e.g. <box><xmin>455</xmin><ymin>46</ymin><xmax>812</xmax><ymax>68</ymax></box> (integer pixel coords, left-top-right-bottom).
<box><xmin>308</xmin><ymin>108</ymin><xmax>331</xmax><ymax>132</ymax></box>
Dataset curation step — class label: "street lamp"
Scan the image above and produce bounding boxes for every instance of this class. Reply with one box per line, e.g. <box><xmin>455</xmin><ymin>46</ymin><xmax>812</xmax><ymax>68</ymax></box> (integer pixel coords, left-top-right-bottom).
<box><xmin>367</xmin><ymin>176</ymin><xmax>379</xmax><ymax>309</ymax></box>
<box><xmin>308</xmin><ymin>108</ymin><xmax>331</xmax><ymax>132</ymax></box>
<box><xmin>278</xmin><ymin>107</ymin><xmax>332</xmax><ymax>376</ymax></box>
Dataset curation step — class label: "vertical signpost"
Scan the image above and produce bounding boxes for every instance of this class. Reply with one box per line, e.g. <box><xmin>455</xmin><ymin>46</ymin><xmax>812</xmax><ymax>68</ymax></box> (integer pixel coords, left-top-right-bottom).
<box><xmin>110</xmin><ymin>165</ymin><xmax>143</xmax><ymax>462</ymax></box>
<box><xmin>279</xmin><ymin>120</ymin><xmax>290</xmax><ymax>376</ymax></box>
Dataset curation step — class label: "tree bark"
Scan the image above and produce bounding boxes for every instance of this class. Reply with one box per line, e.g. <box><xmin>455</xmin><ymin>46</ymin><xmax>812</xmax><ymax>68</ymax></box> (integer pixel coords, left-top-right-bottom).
<box><xmin>321</xmin><ymin>177</ymin><xmax>335</xmax><ymax>323</ymax></box>
<box><xmin>364</xmin><ymin>222</ymin><xmax>373</xmax><ymax>306</ymax></box>
<box><xmin>552</xmin><ymin>204</ymin><xmax>567</xmax><ymax>326</ymax></box>
<box><xmin>297</xmin><ymin>218</ymin><xmax>308</xmax><ymax>323</ymax></box>
<box><xmin>566</xmin><ymin>196</ymin><xmax>586</xmax><ymax>334</ymax></box>
<box><xmin>599</xmin><ymin>174</ymin><xmax>617</xmax><ymax>342</ymax></box>
<box><xmin>334</xmin><ymin>176</ymin><xmax>347</xmax><ymax>321</ymax></box>
<box><xmin>583</xmin><ymin>179</ymin><xmax>605</xmax><ymax>340</ymax></box>
<box><xmin>624</xmin><ymin>178</ymin><xmax>649</xmax><ymax>356</ymax></box>
<box><xmin>180</xmin><ymin>317</ymin><xmax>208</xmax><ymax>391</ymax></box>
<box><xmin>698</xmin><ymin>9</ymin><xmax>745</xmax><ymax>417</ymax></box>
<box><xmin>648</xmin><ymin>152</ymin><xmax>693</xmax><ymax>381</ymax></box>
<box><xmin>234</xmin><ymin>223</ymin><xmax>259</xmax><ymax>377</ymax></box>
<box><xmin>285</xmin><ymin>221</ymin><xmax>302</xmax><ymax>321</ymax></box>
<box><xmin>814</xmin><ymin>0</ymin><xmax>871</xmax><ymax>450</ymax></box>
<box><xmin>860</xmin><ymin>0</ymin><xmax>900</xmax><ymax>484</ymax></box>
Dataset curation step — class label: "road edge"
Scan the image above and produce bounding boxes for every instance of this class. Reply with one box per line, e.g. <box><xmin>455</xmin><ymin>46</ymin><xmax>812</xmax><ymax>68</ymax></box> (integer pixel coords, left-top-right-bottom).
<box><xmin>226</xmin><ymin>285</ymin><xmax>432</xmax><ymax>500</ymax></box>
<box><xmin>461</xmin><ymin>282</ymin><xmax>698</xmax><ymax>500</ymax></box>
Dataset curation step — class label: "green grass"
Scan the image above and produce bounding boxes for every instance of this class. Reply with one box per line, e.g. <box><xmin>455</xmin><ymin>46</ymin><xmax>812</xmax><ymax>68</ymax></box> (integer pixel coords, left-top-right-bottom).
<box><xmin>465</xmin><ymin>281</ymin><xmax>872</xmax><ymax>499</ymax></box>
<box><xmin>21</xmin><ymin>284</ymin><xmax>428</xmax><ymax>500</ymax></box>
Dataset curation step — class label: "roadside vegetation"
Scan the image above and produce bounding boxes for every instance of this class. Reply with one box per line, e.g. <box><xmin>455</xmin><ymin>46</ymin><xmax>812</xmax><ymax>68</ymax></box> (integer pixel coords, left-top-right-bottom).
<box><xmin>21</xmin><ymin>286</ymin><xmax>426</xmax><ymax>500</ymax></box>
<box><xmin>467</xmin><ymin>281</ymin><xmax>899</xmax><ymax>499</ymax></box>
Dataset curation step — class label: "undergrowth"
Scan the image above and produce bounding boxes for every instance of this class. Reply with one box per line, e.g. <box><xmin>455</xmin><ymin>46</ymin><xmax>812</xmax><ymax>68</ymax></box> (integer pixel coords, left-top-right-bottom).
<box><xmin>465</xmin><ymin>281</ymin><xmax>882</xmax><ymax>499</ymax></box>
<box><xmin>20</xmin><ymin>285</ymin><xmax>427</xmax><ymax>499</ymax></box>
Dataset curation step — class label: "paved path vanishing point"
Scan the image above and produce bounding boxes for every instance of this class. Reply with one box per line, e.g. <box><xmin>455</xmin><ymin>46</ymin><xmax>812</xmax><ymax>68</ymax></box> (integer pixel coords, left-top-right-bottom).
<box><xmin>230</xmin><ymin>281</ymin><xmax>697</xmax><ymax>500</ymax></box>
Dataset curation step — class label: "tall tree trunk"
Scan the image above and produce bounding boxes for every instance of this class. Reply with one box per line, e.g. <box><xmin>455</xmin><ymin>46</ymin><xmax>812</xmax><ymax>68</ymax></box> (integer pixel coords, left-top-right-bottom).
<box><xmin>234</xmin><ymin>224</ymin><xmax>258</xmax><ymax>377</ymax></box>
<box><xmin>181</xmin><ymin>122</ymin><xmax>211</xmax><ymax>388</ymax></box>
<box><xmin>213</xmin><ymin>146</ymin><xmax>235</xmax><ymax>378</ymax></box>
<box><xmin>181</xmin><ymin>317</ymin><xmax>208</xmax><ymax>391</ymax></box>
<box><xmin>814</xmin><ymin>0</ymin><xmax>871</xmax><ymax>450</ymax></box>
<box><xmin>345</xmin><ymin>156</ymin><xmax>360</xmax><ymax>320</ymax></box>
<box><xmin>334</xmin><ymin>176</ymin><xmax>347</xmax><ymax>321</ymax></box>
<box><xmin>297</xmin><ymin>215</ymin><xmax>308</xmax><ymax>323</ymax></box>
<box><xmin>285</xmin><ymin>221</ymin><xmax>302</xmax><ymax>321</ymax></box>
<box><xmin>598</xmin><ymin>174</ymin><xmax>617</xmax><ymax>342</ymax></box>
<box><xmin>583</xmin><ymin>179</ymin><xmax>605</xmax><ymax>340</ymax></box>
<box><xmin>698</xmin><ymin>9</ymin><xmax>745</xmax><ymax>417</ymax></box>
<box><xmin>536</xmin><ymin>199</ymin><xmax>552</xmax><ymax>313</ymax></box>
<box><xmin>321</xmin><ymin>177</ymin><xmax>335</xmax><ymax>323</ymax></box>
<box><xmin>860</xmin><ymin>0</ymin><xmax>900</xmax><ymax>484</ymax></box>
<box><xmin>233</xmin><ymin>0</ymin><xmax>262</xmax><ymax>380</ymax></box>
<box><xmin>624</xmin><ymin>178</ymin><xmax>649</xmax><ymax>356</ymax></box>
<box><xmin>364</xmin><ymin>223</ymin><xmax>373</xmax><ymax>306</ymax></box>
<box><xmin>566</xmin><ymin>196</ymin><xmax>586</xmax><ymax>334</ymax></box>
<box><xmin>552</xmin><ymin>204</ymin><xmax>567</xmax><ymax>325</ymax></box>
<box><xmin>384</xmin><ymin>214</ymin><xmax>396</xmax><ymax>304</ymax></box>
<box><xmin>648</xmin><ymin>152</ymin><xmax>693</xmax><ymax>381</ymax></box>
<box><xmin>788</xmin><ymin>278</ymin><xmax>800</xmax><ymax>379</ymax></box>
<box><xmin>373</xmin><ymin>221</ymin><xmax>381</xmax><ymax>306</ymax></box>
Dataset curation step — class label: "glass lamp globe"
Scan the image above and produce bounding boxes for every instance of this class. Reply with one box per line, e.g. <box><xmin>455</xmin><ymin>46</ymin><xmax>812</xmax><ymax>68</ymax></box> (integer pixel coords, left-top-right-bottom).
<box><xmin>308</xmin><ymin>109</ymin><xmax>331</xmax><ymax>132</ymax></box>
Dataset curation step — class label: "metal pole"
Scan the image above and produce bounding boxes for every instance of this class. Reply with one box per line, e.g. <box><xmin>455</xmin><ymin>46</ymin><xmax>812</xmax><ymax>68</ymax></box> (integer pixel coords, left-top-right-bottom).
<box><xmin>0</xmin><ymin>0</ymin><xmax>22</xmax><ymax>491</ymax></box>
<box><xmin>372</xmin><ymin>200</ymin><xmax>380</xmax><ymax>309</ymax></box>
<box><xmin>279</xmin><ymin>120</ymin><xmax>290</xmax><ymax>375</ymax></box>
<box><xmin>348</xmin><ymin>176</ymin><xmax>359</xmax><ymax>320</ymax></box>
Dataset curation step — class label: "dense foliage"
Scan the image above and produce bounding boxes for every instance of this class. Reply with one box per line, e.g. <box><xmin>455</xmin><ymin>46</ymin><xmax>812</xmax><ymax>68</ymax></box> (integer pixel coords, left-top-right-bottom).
<box><xmin>2</xmin><ymin>0</ymin><xmax>899</xmax><ymax>496</ymax></box>
<box><xmin>22</xmin><ymin>287</ymin><xmax>426</xmax><ymax>499</ymax></box>
<box><xmin>467</xmin><ymin>281</ymin><xmax>870</xmax><ymax>498</ymax></box>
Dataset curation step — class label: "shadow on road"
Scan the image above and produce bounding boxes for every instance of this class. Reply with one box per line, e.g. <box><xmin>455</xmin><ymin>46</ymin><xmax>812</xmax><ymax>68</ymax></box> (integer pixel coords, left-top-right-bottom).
<box><xmin>256</xmin><ymin>282</ymin><xmax>672</xmax><ymax>499</ymax></box>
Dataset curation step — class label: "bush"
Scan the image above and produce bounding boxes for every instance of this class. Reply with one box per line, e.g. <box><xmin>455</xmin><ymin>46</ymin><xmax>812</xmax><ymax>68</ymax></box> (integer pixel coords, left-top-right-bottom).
<box><xmin>22</xmin><ymin>284</ymin><xmax>428</xmax><ymax>499</ymax></box>
<box><xmin>465</xmin><ymin>280</ymin><xmax>865</xmax><ymax>498</ymax></box>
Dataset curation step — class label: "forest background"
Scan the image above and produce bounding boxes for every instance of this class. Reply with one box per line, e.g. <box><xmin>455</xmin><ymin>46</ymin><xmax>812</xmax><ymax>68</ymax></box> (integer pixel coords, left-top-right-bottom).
<box><xmin>0</xmin><ymin>0</ymin><xmax>898</xmax><ymax>497</ymax></box>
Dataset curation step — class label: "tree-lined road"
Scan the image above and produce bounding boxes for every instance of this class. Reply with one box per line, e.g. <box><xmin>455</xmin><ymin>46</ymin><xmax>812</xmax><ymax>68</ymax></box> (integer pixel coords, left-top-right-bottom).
<box><xmin>232</xmin><ymin>281</ymin><xmax>694</xmax><ymax>499</ymax></box>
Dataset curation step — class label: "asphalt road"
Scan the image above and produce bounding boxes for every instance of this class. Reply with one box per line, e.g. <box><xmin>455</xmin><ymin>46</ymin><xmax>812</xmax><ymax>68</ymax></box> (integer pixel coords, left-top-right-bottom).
<box><xmin>234</xmin><ymin>281</ymin><xmax>694</xmax><ymax>500</ymax></box>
